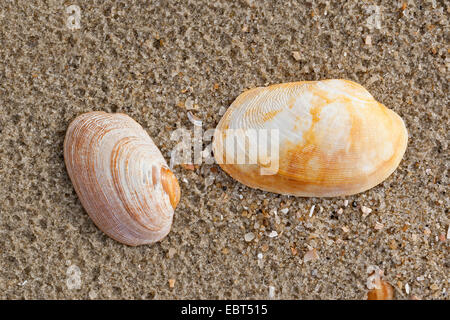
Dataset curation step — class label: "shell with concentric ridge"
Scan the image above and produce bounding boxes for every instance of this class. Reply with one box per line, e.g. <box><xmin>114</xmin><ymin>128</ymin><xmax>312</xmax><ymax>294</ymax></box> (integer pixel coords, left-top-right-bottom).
<box><xmin>212</xmin><ymin>79</ymin><xmax>408</xmax><ymax>197</ymax></box>
<box><xmin>64</xmin><ymin>111</ymin><xmax>180</xmax><ymax>246</ymax></box>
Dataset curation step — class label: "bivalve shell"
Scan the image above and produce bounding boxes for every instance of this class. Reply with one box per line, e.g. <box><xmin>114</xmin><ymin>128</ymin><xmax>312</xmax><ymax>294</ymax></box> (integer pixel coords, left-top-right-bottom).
<box><xmin>64</xmin><ymin>111</ymin><xmax>180</xmax><ymax>246</ymax></box>
<box><xmin>213</xmin><ymin>79</ymin><xmax>408</xmax><ymax>197</ymax></box>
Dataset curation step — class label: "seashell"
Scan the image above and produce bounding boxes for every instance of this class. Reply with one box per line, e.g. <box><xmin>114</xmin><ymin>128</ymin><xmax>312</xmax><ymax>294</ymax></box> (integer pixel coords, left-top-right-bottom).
<box><xmin>64</xmin><ymin>111</ymin><xmax>180</xmax><ymax>246</ymax></box>
<box><xmin>212</xmin><ymin>79</ymin><xmax>408</xmax><ymax>197</ymax></box>
<box><xmin>367</xmin><ymin>279</ymin><xmax>394</xmax><ymax>300</ymax></box>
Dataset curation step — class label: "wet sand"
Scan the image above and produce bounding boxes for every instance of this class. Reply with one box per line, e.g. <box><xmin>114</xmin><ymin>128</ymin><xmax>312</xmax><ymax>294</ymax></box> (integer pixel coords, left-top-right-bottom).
<box><xmin>0</xmin><ymin>1</ymin><xmax>448</xmax><ymax>299</ymax></box>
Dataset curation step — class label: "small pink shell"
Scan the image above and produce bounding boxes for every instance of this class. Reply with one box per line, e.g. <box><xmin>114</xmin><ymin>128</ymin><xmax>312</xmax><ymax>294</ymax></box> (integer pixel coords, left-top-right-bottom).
<box><xmin>64</xmin><ymin>112</ymin><xmax>180</xmax><ymax>246</ymax></box>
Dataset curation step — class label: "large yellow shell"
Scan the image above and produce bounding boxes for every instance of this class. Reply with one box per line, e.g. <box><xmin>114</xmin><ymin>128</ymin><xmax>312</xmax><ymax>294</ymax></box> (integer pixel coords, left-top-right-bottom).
<box><xmin>64</xmin><ymin>112</ymin><xmax>180</xmax><ymax>246</ymax></box>
<box><xmin>213</xmin><ymin>79</ymin><xmax>408</xmax><ymax>197</ymax></box>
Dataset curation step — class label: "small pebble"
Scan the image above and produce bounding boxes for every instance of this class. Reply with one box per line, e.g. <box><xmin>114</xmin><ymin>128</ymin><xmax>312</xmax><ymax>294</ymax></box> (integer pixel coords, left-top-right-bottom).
<box><xmin>257</xmin><ymin>253</ymin><xmax>263</xmax><ymax>259</ymax></box>
<box><xmin>292</xmin><ymin>51</ymin><xmax>301</xmax><ymax>61</ymax></box>
<box><xmin>168</xmin><ymin>279</ymin><xmax>176</xmax><ymax>288</ymax></box>
<box><xmin>244</xmin><ymin>232</ymin><xmax>255</xmax><ymax>242</ymax></box>
<box><xmin>303</xmin><ymin>248</ymin><xmax>319</xmax><ymax>262</ymax></box>
<box><xmin>290</xmin><ymin>246</ymin><xmax>298</xmax><ymax>255</ymax></box>
<box><xmin>184</xmin><ymin>98</ymin><xmax>194</xmax><ymax>110</ymax></box>
<box><xmin>280</xmin><ymin>207</ymin><xmax>289</xmax><ymax>214</ymax></box>
<box><xmin>337</xmin><ymin>208</ymin><xmax>343</xmax><ymax>215</ymax></box>
<box><xmin>204</xmin><ymin>175</ymin><xmax>215</xmax><ymax>188</ymax></box>
<box><xmin>218</xmin><ymin>106</ymin><xmax>227</xmax><ymax>115</ymax></box>
<box><xmin>88</xmin><ymin>290</ymin><xmax>98</xmax><ymax>299</ymax></box>
<box><xmin>430</xmin><ymin>284</ymin><xmax>439</xmax><ymax>291</ymax></box>
<box><xmin>343</xmin><ymin>200</ymin><xmax>349</xmax><ymax>207</ymax></box>
<box><xmin>268</xmin><ymin>230</ymin><xmax>278</xmax><ymax>238</ymax></box>
<box><xmin>405</xmin><ymin>283</ymin><xmax>410</xmax><ymax>294</ymax></box>
<box><xmin>365</xmin><ymin>35</ymin><xmax>372</xmax><ymax>46</ymax></box>
<box><xmin>274</xmin><ymin>215</ymin><xmax>281</xmax><ymax>225</ymax></box>
<box><xmin>167</xmin><ymin>248</ymin><xmax>177</xmax><ymax>259</ymax></box>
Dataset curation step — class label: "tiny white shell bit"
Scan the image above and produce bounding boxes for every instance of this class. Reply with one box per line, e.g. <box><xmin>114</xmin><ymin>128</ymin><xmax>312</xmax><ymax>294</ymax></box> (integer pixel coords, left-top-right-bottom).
<box><xmin>213</xmin><ymin>79</ymin><xmax>408</xmax><ymax>197</ymax></box>
<box><xmin>64</xmin><ymin>112</ymin><xmax>180</xmax><ymax>246</ymax></box>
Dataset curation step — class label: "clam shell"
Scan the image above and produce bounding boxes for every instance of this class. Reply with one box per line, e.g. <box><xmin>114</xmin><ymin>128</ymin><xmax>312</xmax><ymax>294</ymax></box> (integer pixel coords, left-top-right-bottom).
<box><xmin>213</xmin><ymin>79</ymin><xmax>408</xmax><ymax>197</ymax></box>
<box><xmin>64</xmin><ymin>111</ymin><xmax>180</xmax><ymax>246</ymax></box>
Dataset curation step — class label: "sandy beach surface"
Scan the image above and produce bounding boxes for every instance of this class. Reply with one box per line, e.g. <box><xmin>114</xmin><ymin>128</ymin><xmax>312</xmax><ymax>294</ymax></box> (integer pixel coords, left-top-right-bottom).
<box><xmin>0</xmin><ymin>1</ymin><xmax>448</xmax><ymax>299</ymax></box>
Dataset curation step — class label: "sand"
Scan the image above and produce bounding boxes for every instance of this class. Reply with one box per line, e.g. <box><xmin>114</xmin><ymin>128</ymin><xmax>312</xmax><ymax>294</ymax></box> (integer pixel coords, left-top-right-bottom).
<box><xmin>0</xmin><ymin>1</ymin><xmax>448</xmax><ymax>299</ymax></box>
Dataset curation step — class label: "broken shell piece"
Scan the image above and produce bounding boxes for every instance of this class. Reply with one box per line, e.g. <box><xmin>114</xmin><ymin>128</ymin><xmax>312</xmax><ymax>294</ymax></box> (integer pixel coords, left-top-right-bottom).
<box><xmin>367</xmin><ymin>279</ymin><xmax>394</xmax><ymax>300</ymax></box>
<box><xmin>303</xmin><ymin>248</ymin><xmax>319</xmax><ymax>262</ymax></box>
<box><xmin>361</xmin><ymin>206</ymin><xmax>373</xmax><ymax>216</ymax></box>
<box><xmin>374</xmin><ymin>222</ymin><xmax>384</xmax><ymax>230</ymax></box>
<box><xmin>213</xmin><ymin>79</ymin><xmax>408</xmax><ymax>197</ymax></box>
<box><xmin>64</xmin><ymin>111</ymin><xmax>180</xmax><ymax>246</ymax></box>
<box><xmin>367</xmin><ymin>266</ymin><xmax>394</xmax><ymax>300</ymax></box>
<box><xmin>309</xmin><ymin>205</ymin><xmax>316</xmax><ymax>217</ymax></box>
